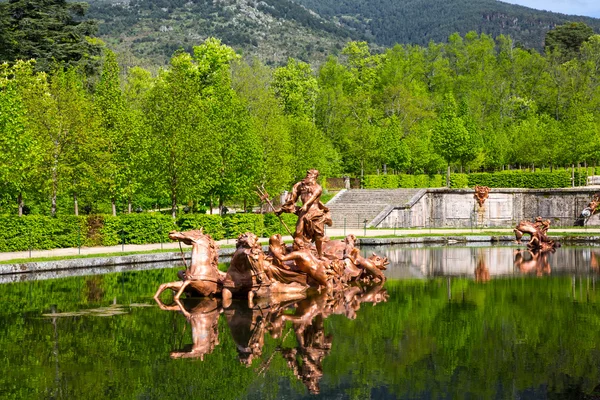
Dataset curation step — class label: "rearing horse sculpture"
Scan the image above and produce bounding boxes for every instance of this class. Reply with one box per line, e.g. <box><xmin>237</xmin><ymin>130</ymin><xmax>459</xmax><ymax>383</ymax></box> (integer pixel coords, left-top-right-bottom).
<box><xmin>154</xmin><ymin>229</ymin><xmax>224</xmax><ymax>300</ymax></box>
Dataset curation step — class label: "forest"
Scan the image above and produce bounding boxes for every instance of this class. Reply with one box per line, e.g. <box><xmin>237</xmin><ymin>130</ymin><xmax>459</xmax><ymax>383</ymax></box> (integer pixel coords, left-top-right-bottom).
<box><xmin>1</xmin><ymin>0</ymin><xmax>600</xmax><ymax>218</ymax></box>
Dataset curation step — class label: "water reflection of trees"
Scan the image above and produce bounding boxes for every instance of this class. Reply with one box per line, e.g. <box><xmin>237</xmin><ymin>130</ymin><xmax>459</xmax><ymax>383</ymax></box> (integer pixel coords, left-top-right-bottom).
<box><xmin>155</xmin><ymin>284</ymin><xmax>388</xmax><ymax>394</ymax></box>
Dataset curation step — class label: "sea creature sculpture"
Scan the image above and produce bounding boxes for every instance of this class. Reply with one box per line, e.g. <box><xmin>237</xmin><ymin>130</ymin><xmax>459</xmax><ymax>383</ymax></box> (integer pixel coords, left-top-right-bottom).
<box><xmin>514</xmin><ymin>216</ymin><xmax>558</xmax><ymax>251</ymax></box>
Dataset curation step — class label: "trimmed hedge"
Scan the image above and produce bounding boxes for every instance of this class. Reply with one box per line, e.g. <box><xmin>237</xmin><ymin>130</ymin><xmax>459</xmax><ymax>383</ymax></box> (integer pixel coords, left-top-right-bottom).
<box><xmin>467</xmin><ymin>170</ymin><xmax>584</xmax><ymax>188</ymax></box>
<box><xmin>363</xmin><ymin>174</ymin><xmax>399</xmax><ymax>188</ymax></box>
<box><xmin>263</xmin><ymin>213</ymin><xmax>298</xmax><ymax>237</ymax></box>
<box><xmin>450</xmin><ymin>173</ymin><xmax>469</xmax><ymax>188</ymax></box>
<box><xmin>364</xmin><ymin>174</ymin><xmax>445</xmax><ymax>189</ymax></box>
<box><xmin>0</xmin><ymin>212</ymin><xmax>302</xmax><ymax>252</ymax></box>
<box><xmin>0</xmin><ymin>215</ymin><xmax>86</xmax><ymax>252</ymax></box>
<box><xmin>364</xmin><ymin>170</ymin><xmax>591</xmax><ymax>189</ymax></box>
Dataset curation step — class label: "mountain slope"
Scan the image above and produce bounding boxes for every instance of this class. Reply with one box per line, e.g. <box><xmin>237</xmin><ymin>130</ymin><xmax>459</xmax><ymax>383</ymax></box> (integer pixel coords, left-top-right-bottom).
<box><xmin>292</xmin><ymin>0</ymin><xmax>600</xmax><ymax>50</ymax></box>
<box><xmin>87</xmin><ymin>0</ymin><xmax>359</xmax><ymax>68</ymax></box>
<box><xmin>87</xmin><ymin>0</ymin><xmax>600</xmax><ymax>68</ymax></box>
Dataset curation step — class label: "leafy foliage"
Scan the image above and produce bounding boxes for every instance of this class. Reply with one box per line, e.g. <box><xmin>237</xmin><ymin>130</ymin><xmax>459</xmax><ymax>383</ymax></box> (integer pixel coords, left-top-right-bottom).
<box><xmin>0</xmin><ymin>0</ymin><xmax>103</xmax><ymax>73</ymax></box>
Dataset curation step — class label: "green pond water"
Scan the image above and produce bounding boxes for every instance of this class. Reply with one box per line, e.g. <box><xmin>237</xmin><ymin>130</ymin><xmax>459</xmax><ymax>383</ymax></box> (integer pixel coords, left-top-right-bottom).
<box><xmin>2</xmin><ymin>245</ymin><xmax>600</xmax><ymax>399</ymax></box>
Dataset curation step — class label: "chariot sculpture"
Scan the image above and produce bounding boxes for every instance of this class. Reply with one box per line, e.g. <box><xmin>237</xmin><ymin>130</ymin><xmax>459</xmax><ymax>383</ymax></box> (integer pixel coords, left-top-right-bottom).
<box><xmin>154</xmin><ymin>169</ymin><xmax>389</xmax><ymax>304</ymax></box>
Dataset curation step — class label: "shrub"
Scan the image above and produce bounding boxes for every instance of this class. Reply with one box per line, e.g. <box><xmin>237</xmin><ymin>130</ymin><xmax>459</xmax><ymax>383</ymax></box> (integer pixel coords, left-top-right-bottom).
<box><xmin>363</xmin><ymin>175</ymin><xmax>399</xmax><ymax>188</ymax></box>
<box><xmin>398</xmin><ymin>174</ymin><xmax>415</xmax><ymax>188</ymax></box>
<box><xmin>450</xmin><ymin>173</ymin><xmax>469</xmax><ymax>188</ymax></box>
<box><xmin>263</xmin><ymin>213</ymin><xmax>298</xmax><ymax>237</ymax></box>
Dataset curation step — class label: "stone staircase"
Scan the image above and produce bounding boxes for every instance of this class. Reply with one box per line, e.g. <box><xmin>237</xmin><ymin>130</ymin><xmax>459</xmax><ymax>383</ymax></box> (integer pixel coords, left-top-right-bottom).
<box><xmin>326</xmin><ymin>189</ymin><xmax>423</xmax><ymax>228</ymax></box>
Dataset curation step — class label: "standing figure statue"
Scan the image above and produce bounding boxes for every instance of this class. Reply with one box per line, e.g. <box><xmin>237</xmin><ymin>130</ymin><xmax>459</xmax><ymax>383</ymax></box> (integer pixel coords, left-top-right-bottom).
<box><xmin>276</xmin><ymin>169</ymin><xmax>332</xmax><ymax>259</ymax></box>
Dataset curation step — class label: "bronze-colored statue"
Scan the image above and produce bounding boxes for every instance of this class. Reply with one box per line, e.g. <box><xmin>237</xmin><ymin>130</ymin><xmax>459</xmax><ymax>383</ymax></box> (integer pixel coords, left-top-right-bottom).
<box><xmin>276</xmin><ymin>169</ymin><xmax>332</xmax><ymax>259</ymax></box>
<box><xmin>514</xmin><ymin>216</ymin><xmax>558</xmax><ymax>251</ymax></box>
<box><xmin>154</xmin><ymin>229</ymin><xmax>224</xmax><ymax>300</ymax></box>
<box><xmin>576</xmin><ymin>193</ymin><xmax>600</xmax><ymax>226</ymax></box>
<box><xmin>272</xmin><ymin>236</ymin><xmax>332</xmax><ymax>290</ymax></box>
<box><xmin>473</xmin><ymin>185</ymin><xmax>490</xmax><ymax>207</ymax></box>
<box><xmin>155</xmin><ymin>168</ymin><xmax>389</xmax><ymax>303</ymax></box>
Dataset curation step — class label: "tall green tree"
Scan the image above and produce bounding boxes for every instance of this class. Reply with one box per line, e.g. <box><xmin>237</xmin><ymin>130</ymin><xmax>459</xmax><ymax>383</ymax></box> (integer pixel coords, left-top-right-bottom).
<box><xmin>232</xmin><ymin>59</ymin><xmax>293</xmax><ymax>197</ymax></box>
<box><xmin>0</xmin><ymin>61</ymin><xmax>40</xmax><ymax>215</ymax></box>
<box><xmin>24</xmin><ymin>66</ymin><xmax>96</xmax><ymax>216</ymax></box>
<box><xmin>95</xmin><ymin>49</ymin><xmax>142</xmax><ymax>215</ymax></box>
<box><xmin>0</xmin><ymin>0</ymin><xmax>103</xmax><ymax>73</ymax></box>
<box><xmin>545</xmin><ymin>22</ymin><xmax>595</xmax><ymax>61</ymax></box>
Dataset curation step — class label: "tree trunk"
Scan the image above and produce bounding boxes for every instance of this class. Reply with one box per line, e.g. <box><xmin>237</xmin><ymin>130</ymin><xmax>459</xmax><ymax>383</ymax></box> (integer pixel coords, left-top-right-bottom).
<box><xmin>446</xmin><ymin>165</ymin><xmax>451</xmax><ymax>188</ymax></box>
<box><xmin>73</xmin><ymin>193</ymin><xmax>79</xmax><ymax>216</ymax></box>
<box><xmin>111</xmin><ymin>198</ymin><xmax>117</xmax><ymax>216</ymax></box>
<box><xmin>219</xmin><ymin>196</ymin><xmax>224</xmax><ymax>215</ymax></box>
<box><xmin>572</xmin><ymin>164</ymin><xmax>575</xmax><ymax>188</ymax></box>
<box><xmin>51</xmin><ymin>191</ymin><xmax>57</xmax><ymax>217</ymax></box>
<box><xmin>171</xmin><ymin>194</ymin><xmax>177</xmax><ymax>219</ymax></box>
<box><xmin>210</xmin><ymin>197</ymin><xmax>213</xmax><ymax>215</ymax></box>
<box><xmin>243</xmin><ymin>198</ymin><xmax>247</xmax><ymax>213</ymax></box>
<box><xmin>128</xmin><ymin>197</ymin><xmax>132</xmax><ymax>214</ymax></box>
<box><xmin>18</xmin><ymin>192</ymin><xmax>23</xmax><ymax>217</ymax></box>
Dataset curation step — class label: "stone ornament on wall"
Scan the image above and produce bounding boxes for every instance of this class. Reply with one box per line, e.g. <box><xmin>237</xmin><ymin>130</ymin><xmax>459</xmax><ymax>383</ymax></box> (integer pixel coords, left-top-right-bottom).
<box><xmin>473</xmin><ymin>185</ymin><xmax>491</xmax><ymax>208</ymax></box>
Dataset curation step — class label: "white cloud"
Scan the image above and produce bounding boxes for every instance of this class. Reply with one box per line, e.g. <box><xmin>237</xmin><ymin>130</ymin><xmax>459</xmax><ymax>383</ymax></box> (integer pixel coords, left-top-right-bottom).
<box><xmin>501</xmin><ymin>0</ymin><xmax>600</xmax><ymax>18</ymax></box>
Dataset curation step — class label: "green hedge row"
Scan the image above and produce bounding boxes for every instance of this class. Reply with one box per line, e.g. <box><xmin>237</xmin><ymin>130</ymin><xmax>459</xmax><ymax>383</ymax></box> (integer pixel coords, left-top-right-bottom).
<box><xmin>0</xmin><ymin>213</ymin><xmax>299</xmax><ymax>252</ymax></box>
<box><xmin>364</xmin><ymin>174</ymin><xmax>445</xmax><ymax>189</ymax></box>
<box><xmin>466</xmin><ymin>171</ymin><xmax>585</xmax><ymax>188</ymax></box>
<box><xmin>364</xmin><ymin>170</ymin><xmax>591</xmax><ymax>189</ymax></box>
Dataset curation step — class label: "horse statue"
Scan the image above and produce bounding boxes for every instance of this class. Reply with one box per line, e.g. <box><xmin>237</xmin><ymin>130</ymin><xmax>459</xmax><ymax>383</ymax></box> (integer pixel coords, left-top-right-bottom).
<box><xmin>514</xmin><ymin>216</ymin><xmax>558</xmax><ymax>251</ymax></box>
<box><xmin>154</xmin><ymin>229</ymin><xmax>224</xmax><ymax>301</ymax></box>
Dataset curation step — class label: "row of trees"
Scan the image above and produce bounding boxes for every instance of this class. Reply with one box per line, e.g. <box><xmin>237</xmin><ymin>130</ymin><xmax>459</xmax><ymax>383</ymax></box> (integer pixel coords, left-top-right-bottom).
<box><xmin>1</xmin><ymin>25</ymin><xmax>600</xmax><ymax>216</ymax></box>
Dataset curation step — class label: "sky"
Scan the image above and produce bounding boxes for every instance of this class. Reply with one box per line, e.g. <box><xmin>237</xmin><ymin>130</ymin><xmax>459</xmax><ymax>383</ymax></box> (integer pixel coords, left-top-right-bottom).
<box><xmin>501</xmin><ymin>0</ymin><xmax>600</xmax><ymax>18</ymax></box>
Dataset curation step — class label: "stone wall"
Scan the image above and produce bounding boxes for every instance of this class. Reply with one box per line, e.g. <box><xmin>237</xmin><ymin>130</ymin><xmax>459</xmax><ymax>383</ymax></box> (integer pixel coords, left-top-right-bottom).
<box><xmin>374</xmin><ymin>188</ymin><xmax>600</xmax><ymax>228</ymax></box>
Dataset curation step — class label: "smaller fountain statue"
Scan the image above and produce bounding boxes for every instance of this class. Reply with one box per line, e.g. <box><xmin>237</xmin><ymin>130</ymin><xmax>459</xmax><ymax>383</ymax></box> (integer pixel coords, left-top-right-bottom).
<box><xmin>514</xmin><ymin>216</ymin><xmax>559</xmax><ymax>251</ymax></box>
<box><xmin>575</xmin><ymin>193</ymin><xmax>600</xmax><ymax>226</ymax></box>
<box><xmin>473</xmin><ymin>185</ymin><xmax>490</xmax><ymax>208</ymax></box>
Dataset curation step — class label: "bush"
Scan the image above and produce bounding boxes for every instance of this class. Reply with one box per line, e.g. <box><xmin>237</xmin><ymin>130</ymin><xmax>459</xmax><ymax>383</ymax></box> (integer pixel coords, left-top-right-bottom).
<box><xmin>263</xmin><ymin>213</ymin><xmax>298</xmax><ymax>237</ymax></box>
<box><xmin>450</xmin><ymin>173</ymin><xmax>469</xmax><ymax>188</ymax></box>
<box><xmin>398</xmin><ymin>174</ymin><xmax>415</xmax><ymax>188</ymax></box>
<box><xmin>468</xmin><ymin>170</ymin><xmax>576</xmax><ymax>188</ymax></box>
<box><xmin>0</xmin><ymin>215</ymin><xmax>86</xmax><ymax>252</ymax></box>
<box><xmin>176</xmin><ymin>214</ymin><xmax>225</xmax><ymax>240</ymax></box>
<box><xmin>222</xmin><ymin>213</ymin><xmax>264</xmax><ymax>239</ymax></box>
<box><xmin>363</xmin><ymin>175</ymin><xmax>399</xmax><ymax>188</ymax></box>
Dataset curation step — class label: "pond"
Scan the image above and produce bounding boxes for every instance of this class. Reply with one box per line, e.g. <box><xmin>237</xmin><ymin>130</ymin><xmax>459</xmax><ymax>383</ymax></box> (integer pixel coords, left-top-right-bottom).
<box><xmin>2</xmin><ymin>244</ymin><xmax>600</xmax><ymax>399</ymax></box>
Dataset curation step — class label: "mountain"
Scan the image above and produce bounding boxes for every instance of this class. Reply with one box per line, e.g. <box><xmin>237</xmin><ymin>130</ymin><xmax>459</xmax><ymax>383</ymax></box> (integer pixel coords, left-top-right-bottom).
<box><xmin>291</xmin><ymin>0</ymin><xmax>600</xmax><ymax>49</ymax></box>
<box><xmin>87</xmin><ymin>0</ymin><xmax>359</xmax><ymax>68</ymax></box>
<box><xmin>87</xmin><ymin>0</ymin><xmax>600</xmax><ymax>68</ymax></box>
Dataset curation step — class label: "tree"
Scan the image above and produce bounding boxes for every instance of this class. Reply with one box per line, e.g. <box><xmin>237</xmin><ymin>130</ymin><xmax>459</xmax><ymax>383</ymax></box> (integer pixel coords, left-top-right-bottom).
<box><xmin>431</xmin><ymin>94</ymin><xmax>480</xmax><ymax>184</ymax></box>
<box><xmin>24</xmin><ymin>66</ymin><xmax>96</xmax><ymax>216</ymax></box>
<box><xmin>232</xmin><ymin>59</ymin><xmax>293</xmax><ymax>197</ymax></box>
<box><xmin>545</xmin><ymin>22</ymin><xmax>595</xmax><ymax>61</ymax></box>
<box><xmin>0</xmin><ymin>61</ymin><xmax>40</xmax><ymax>215</ymax></box>
<box><xmin>0</xmin><ymin>0</ymin><xmax>103</xmax><ymax>73</ymax></box>
<box><xmin>95</xmin><ymin>49</ymin><xmax>141</xmax><ymax>215</ymax></box>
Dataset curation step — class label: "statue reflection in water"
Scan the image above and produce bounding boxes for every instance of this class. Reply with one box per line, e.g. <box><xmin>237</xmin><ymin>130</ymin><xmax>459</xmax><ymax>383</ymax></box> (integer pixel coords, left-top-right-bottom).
<box><xmin>155</xmin><ymin>296</ymin><xmax>222</xmax><ymax>360</ymax></box>
<box><xmin>155</xmin><ymin>284</ymin><xmax>388</xmax><ymax>394</ymax></box>
<box><xmin>513</xmin><ymin>248</ymin><xmax>552</xmax><ymax>277</ymax></box>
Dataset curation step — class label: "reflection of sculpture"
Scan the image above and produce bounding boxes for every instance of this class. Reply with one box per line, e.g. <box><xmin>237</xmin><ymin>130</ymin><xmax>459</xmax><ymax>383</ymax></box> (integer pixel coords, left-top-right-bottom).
<box><xmin>155</xmin><ymin>283</ymin><xmax>388</xmax><ymax>393</ymax></box>
<box><xmin>276</xmin><ymin>169</ymin><xmax>332</xmax><ymax>259</ymax></box>
<box><xmin>154</xmin><ymin>296</ymin><xmax>222</xmax><ymax>360</ymax></box>
<box><xmin>514</xmin><ymin>249</ymin><xmax>552</xmax><ymax>277</ymax></box>
<box><xmin>475</xmin><ymin>253</ymin><xmax>490</xmax><ymax>283</ymax></box>
<box><xmin>154</xmin><ymin>229</ymin><xmax>224</xmax><ymax>300</ymax></box>
<box><xmin>514</xmin><ymin>216</ymin><xmax>558</xmax><ymax>251</ymax></box>
<box><xmin>473</xmin><ymin>185</ymin><xmax>490</xmax><ymax>208</ymax></box>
